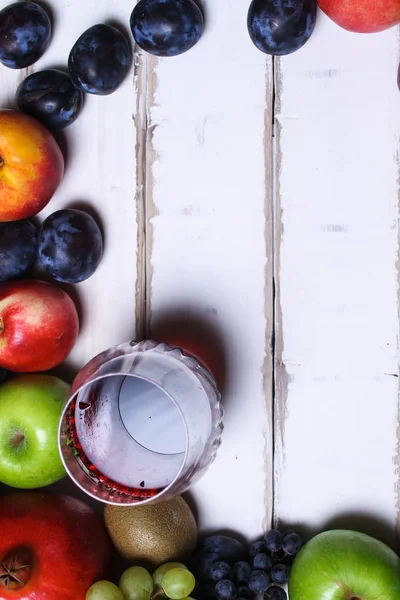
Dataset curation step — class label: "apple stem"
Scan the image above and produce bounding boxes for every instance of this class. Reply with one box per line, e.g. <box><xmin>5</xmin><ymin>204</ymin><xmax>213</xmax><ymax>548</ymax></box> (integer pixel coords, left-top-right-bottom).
<box><xmin>0</xmin><ymin>157</ymin><xmax>3</xmax><ymax>168</ymax></box>
<box><xmin>0</xmin><ymin>318</ymin><xmax>3</xmax><ymax>333</ymax></box>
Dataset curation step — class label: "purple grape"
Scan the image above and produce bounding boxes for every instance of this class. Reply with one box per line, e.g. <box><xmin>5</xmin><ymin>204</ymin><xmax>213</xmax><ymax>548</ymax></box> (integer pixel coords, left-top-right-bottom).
<box><xmin>190</xmin><ymin>535</ymin><xmax>248</xmax><ymax>583</ymax></box>
<box><xmin>237</xmin><ymin>587</ymin><xmax>251</xmax><ymax>600</ymax></box>
<box><xmin>234</xmin><ymin>562</ymin><xmax>252</xmax><ymax>584</ymax></box>
<box><xmin>248</xmin><ymin>570</ymin><xmax>269</xmax><ymax>594</ymax></box>
<box><xmin>253</xmin><ymin>553</ymin><xmax>272</xmax><ymax>572</ymax></box>
<box><xmin>211</xmin><ymin>562</ymin><xmax>234</xmax><ymax>583</ymax></box>
<box><xmin>215</xmin><ymin>580</ymin><xmax>237</xmax><ymax>600</ymax></box>
<box><xmin>270</xmin><ymin>564</ymin><xmax>289</xmax><ymax>585</ymax></box>
<box><xmin>265</xmin><ymin>586</ymin><xmax>287</xmax><ymax>600</ymax></box>
<box><xmin>249</xmin><ymin>541</ymin><xmax>267</xmax><ymax>557</ymax></box>
<box><xmin>264</xmin><ymin>530</ymin><xmax>283</xmax><ymax>553</ymax></box>
<box><xmin>282</xmin><ymin>532</ymin><xmax>302</xmax><ymax>555</ymax></box>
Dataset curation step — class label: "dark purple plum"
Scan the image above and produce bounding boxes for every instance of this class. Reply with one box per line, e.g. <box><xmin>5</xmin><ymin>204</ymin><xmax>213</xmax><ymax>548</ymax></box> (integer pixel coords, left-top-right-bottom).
<box><xmin>247</xmin><ymin>0</ymin><xmax>316</xmax><ymax>56</ymax></box>
<box><xmin>0</xmin><ymin>220</ymin><xmax>37</xmax><ymax>282</ymax></box>
<box><xmin>16</xmin><ymin>69</ymin><xmax>84</xmax><ymax>131</ymax></box>
<box><xmin>68</xmin><ymin>24</ymin><xmax>131</xmax><ymax>95</ymax></box>
<box><xmin>38</xmin><ymin>209</ymin><xmax>103</xmax><ymax>284</ymax></box>
<box><xmin>0</xmin><ymin>1</ymin><xmax>51</xmax><ymax>69</ymax></box>
<box><xmin>130</xmin><ymin>0</ymin><xmax>204</xmax><ymax>57</ymax></box>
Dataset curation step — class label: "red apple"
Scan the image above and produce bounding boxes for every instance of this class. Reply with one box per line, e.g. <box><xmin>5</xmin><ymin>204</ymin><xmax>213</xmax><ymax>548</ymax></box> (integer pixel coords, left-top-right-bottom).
<box><xmin>0</xmin><ymin>279</ymin><xmax>79</xmax><ymax>372</ymax></box>
<box><xmin>0</xmin><ymin>490</ymin><xmax>111</xmax><ymax>599</ymax></box>
<box><xmin>317</xmin><ymin>0</ymin><xmax>400</xmax><ymax>33</ymax></box>
<box><xmin>0</xmin><ymin>110</ymin><xmax>64</xmax><ymax>222</ymax></box>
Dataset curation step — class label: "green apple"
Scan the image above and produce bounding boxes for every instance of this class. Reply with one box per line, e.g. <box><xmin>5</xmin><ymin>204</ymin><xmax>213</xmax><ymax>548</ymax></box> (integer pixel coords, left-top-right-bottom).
<box><xmin>0</xmin><ymin>374</ymin><xmax>69</xmax><ymax>488</ymax></box>
<box><xmin>289</xmin><ymin>529</ymin><xmax>400</xmax><ymax>600</ymax></box>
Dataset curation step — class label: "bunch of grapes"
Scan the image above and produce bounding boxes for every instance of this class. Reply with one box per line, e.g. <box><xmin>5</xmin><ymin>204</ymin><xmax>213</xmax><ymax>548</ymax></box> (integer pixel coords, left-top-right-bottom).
<box><xmin>198</xmin><ymin>530</ymin><xmax>303</xmax><ymax>600</ymax></box>
<box><xmin>86</xmin><ymin>562</ymin><xmax>197</xmax><ymax>600</ymax></box>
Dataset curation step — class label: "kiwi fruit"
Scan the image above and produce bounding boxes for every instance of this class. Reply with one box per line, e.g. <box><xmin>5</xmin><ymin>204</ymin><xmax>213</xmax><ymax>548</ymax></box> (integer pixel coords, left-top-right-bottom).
<box><xmin>104</xmin><ymin>496</ymin><xmax>197</xmax><ymax>568</ymax></box>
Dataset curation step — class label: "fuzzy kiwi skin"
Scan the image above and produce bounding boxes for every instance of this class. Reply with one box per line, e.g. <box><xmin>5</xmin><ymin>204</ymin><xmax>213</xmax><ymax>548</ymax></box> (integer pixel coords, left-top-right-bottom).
<box><xmin>104</xmin><ymin>496</ymin><xmax>197</xmax><ymax>568</ymax></box>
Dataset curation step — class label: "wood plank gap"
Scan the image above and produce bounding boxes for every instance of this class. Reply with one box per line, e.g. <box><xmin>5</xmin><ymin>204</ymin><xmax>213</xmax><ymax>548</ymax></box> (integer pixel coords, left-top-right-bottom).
<box><xmin>270</xmin><ymin>54</ymin><xmax>277</xmax><ymax>530</ymax></box>
<box><xmin>263</xmin><ymin>55</ymin><xmax>276</xmax><ymax>532</ymax></box>
<box><xmin>134</xmin><ymin>49</ymin><xmax>148</xmax><ymax>340</ymax></box>
<box><xmin>272</xmin><ymin>55</ymin><xmax>289</xmax><ymax>530</ymax></box>
<box><xmin>143</xmin><ymin>54</ymin><xmax>158</xmax><ymax>338</ymax></box>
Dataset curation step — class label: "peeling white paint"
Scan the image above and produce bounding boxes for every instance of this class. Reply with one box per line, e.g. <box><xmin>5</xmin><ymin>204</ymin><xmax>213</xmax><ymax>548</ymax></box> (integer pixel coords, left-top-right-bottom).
<box><xmin>147</xmin><ymin>1</ymin><xmax>273</xmax><ymax>537</ymax></box>
<box><xmin>275</xmin><ymin>12</ymin><xmax>400</xmax><ymax>540</ymax></box>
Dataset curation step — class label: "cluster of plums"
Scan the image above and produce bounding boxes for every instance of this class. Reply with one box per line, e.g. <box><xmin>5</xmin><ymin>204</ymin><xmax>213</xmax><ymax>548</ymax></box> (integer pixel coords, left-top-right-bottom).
<box><xmin>0</xmin><ymin>209</ymin><xmax>103</xmax><ymax>285</ymax></box>
<box><xmin>0</xmin><ymin>1</ymin><xmax>133</xmax><ymax>130</ymax></box>
<box><xmin>0</xmin><ymin>0</ymin><xmax>318</xmax><ymax>134</ymax></box>
<box><xmin>132</xmin><ymin>0</ymin><xmax>317</xmax><ymax>57</ymax></box>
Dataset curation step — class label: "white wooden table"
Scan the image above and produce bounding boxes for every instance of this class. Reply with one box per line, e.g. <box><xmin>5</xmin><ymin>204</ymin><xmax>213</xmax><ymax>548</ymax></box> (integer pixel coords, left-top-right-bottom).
<box><xmin>1</xmin><ymin>0</ymin><xmax>400</xmax><ymax>549</ymax></box>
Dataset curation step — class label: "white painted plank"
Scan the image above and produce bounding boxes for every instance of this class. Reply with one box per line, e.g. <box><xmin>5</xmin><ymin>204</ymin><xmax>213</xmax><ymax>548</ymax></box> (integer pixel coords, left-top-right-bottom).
<box><xmin>145</xmin><ymin>1</ymin><xmax>273</xmax><ymax>536</ymax></box>
<box><xmin>0</xmin><ymin>53</ymin><xmax>22</xmax><ymax>107</ymax></box>
<box><xmin>27</xmin><ymin>0</ymin><xmax>140</xmax><ymax>376</ymax></box>
<box><xmin>274</xmin><ymin>12</ymin><xmax>400</xmax><ymax>542</ymax></box>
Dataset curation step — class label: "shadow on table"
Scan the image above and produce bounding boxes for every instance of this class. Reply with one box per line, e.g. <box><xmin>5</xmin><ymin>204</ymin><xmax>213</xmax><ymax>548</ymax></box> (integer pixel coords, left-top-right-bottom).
<box><xmin>193</xmin><ymin>0</ymin><xmax>207</xmax><ymax>26</ymax></box>
<box><xmin>149</xmin><ymin>307</ymin><xmax>227</xmax><ymax>397</ymax></box>
<box><xmin>323</xmin><ymin>511</ymin><xmax>398</xmax><ymax>551</ymax></box>
<box><xmin>278</xmin><ymin>511</ymin><xmax>399</xmax><ymax>552</ymax></box>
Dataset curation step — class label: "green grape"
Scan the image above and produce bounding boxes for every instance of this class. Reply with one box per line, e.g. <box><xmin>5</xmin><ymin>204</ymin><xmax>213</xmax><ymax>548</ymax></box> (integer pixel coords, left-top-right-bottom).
<box><xmin>86</xmin><ymin>580</ymin><xmax>124</xmax><ymax>600</ymax></box>
<box><xmin>161</xmin><ymin>568</ymin><xmax>195</xmax><ymax>600</ymax></box>
<box><xmin>119</xmin><ymin>566</ymin><xmax>154</xmax><ymax>600</ymax></box>
<box><xmin>153</xmin><ymin>563</ymin><xmax>188</xmax><ymax>587</ymax></box>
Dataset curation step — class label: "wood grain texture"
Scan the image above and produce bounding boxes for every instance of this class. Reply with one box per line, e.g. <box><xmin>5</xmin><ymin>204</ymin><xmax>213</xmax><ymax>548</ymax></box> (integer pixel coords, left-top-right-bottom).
<box><xmin>274</xmin><ymin>12</ymin><xmax>400</xmax><ymax>545</ymax></box>
<box><xmin>143</xmin><ymin>0</ymin><xmax>274</xmax><ymax>537</ymax></box>
<box><xmin>0</xmin><ymin>59</ymin><xmax>23</xmax><ymax>108</ymax></box>
<box><xmin>24</xmin><ymin>0</ymin><xmax>140</xmax><ymax>379</ymax></box>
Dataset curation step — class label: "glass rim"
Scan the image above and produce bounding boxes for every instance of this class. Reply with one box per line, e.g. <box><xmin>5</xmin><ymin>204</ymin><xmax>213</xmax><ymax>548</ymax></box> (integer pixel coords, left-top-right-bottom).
<box><xmin>57</xmin><ymin>369</ymin><xmax>190</xmax><ymax>506</ymax></box>
<box><xmin>57</xmin><ymin>340</ymin><xmax>222</xmax><ymax>506</ymax></box>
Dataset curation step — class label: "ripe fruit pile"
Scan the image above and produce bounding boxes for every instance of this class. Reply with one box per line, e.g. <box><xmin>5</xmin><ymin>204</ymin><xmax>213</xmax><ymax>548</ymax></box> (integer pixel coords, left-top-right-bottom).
<box><xmin>0</xmin><ymin>210</ymin><xmax>103</xmax><ymax>285</ymax></box>
<box><xmin>0</xmin><ymin>1</ymin><xmax>132</xmax><ymax>129</ymax></box>
<box><xmin>87</xmin><ymin>563</ymin><xmax>197</xmax><ymax>600</ymax></box>
<box><xmin>0</xmin><ymin>1</ymin><xmax>110</xmax><ymax>385</ymax></box>
<box><xmin>191</xmin><ymin>531</ymin><xmax>302</xmax><ymax>600</ymax></box>
<box><xmin>0</xmin><ymin>490</ymin><xmax>112</xmax><ymax>599</ymax></box>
